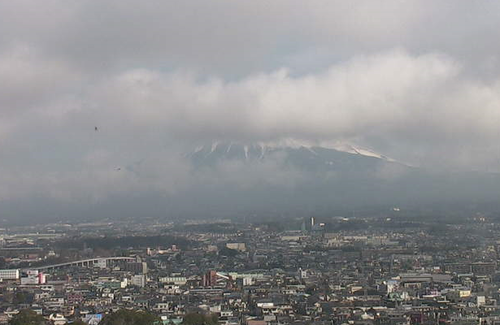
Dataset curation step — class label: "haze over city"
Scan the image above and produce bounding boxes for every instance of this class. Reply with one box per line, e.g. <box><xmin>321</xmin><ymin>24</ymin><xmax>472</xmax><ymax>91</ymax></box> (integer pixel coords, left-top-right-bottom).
<box><xmin>5</xmin><ymin>2</ymin><xmax>500</xmax><ymax>325</ymax></box>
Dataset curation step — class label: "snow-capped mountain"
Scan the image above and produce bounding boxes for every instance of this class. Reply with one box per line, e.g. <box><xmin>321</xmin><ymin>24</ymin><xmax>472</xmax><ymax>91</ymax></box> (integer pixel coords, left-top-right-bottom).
<box><xmin>190</xmin><ymin>140</ymin><xmax>394</xmax><ymax>161</ymax></box>
<box><xmin>177</xmin><ymin>140</ymin><xmax>500</xmax><ymax>218</ymax></box>
<box><xmin>188</xmin><ymin>141</ymin><xmax>405</xmax><ymax>172</ymax></box>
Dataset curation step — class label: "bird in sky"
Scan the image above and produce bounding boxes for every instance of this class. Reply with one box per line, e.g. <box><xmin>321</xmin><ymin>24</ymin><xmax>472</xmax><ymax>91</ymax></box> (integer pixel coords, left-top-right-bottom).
<box><xmin>95</xmin><ymin>126</ymin><xmax>98</xmax><ymax>131</ymax></box>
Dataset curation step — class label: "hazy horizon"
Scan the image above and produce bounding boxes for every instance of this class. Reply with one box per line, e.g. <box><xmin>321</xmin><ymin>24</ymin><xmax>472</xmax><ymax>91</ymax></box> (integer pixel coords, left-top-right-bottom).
<box><xmin>2</xmin><ymin>1</ymin><xmax>500</xmax><ymax>223</ymax></box>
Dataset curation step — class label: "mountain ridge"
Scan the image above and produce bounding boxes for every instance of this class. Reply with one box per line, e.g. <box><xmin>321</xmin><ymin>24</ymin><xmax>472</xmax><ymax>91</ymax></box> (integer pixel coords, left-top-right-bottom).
<box><xmin>188</xmin><ymin>140</ymin><xmax>403</xmax><ymax>165</ymax></box>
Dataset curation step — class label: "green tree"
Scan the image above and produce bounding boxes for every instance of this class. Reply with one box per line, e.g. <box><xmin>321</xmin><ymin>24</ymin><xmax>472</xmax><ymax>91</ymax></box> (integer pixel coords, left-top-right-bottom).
<box><xmin>218</xmin><ymin>247</ymin><xmax>238</xmax><ymax>257</ymax></box>
<box><xmin>12</xmin><ymin>292</ymin><xmax>27</xmax><ymax>305</ymax></box>
<box><xmin>71</xmin><ymin>320</ymin><xmax>87</xmax><ymax>325</ymax></box>
<box><xmin>99</xmin><ymin>309</ymin><xmax>160</xmax><ymax>325</ymax></box>
<box><xmin>9</xmin><ymin>309</ymin><xmax>46</xmax><ymax>325</ymax></box>
<box><xmin>182</xmin><ymin>313</ymin><xmax>218</xmax><ymax>325</ymax></box>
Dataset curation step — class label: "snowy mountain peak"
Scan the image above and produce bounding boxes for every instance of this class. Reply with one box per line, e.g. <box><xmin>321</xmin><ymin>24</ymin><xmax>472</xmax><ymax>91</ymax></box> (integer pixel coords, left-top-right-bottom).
<box><xmin>189</xmin><ymin>140</ymin><xmax>396</xmax><ymax>163</ymax></box>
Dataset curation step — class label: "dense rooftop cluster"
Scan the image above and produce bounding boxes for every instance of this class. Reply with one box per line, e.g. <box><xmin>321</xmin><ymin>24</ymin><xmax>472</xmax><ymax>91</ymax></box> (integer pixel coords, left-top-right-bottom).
<box><xmin>0</xmin><ymin>214</ymin><xmax>499</xmax><ymax>325</ymax></box>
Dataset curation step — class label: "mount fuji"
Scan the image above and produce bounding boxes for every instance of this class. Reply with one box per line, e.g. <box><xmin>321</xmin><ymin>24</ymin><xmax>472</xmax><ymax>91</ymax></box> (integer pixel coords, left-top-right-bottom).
<box><xmin>188</xmin><ymin>141</ymin><xmax>406</xmax><ymax>172</ymax></box>
<box><xmin>178</xmin><ymin>140</ymin><xmax>500</xmax><ymax>216</ymax></box>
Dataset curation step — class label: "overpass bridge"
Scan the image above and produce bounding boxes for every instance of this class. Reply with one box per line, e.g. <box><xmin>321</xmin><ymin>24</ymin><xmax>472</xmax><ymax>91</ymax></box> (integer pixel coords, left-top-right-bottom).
<box><xmin>25</xmin><ymin>256</ymin><xmax>137</xmax><ymax>272</ymax></box>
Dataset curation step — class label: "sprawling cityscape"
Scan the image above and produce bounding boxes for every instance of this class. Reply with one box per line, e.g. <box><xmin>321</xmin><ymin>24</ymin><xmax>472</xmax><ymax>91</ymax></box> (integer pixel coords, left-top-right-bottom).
<box><xmin>0</xmin><ymin>213</ymin><xmax>499</xmax><ymax>324</ymax></box>
<box><xmin>3</xmin><ymin>1</ymin><xmax>500</xmax><ymax>324</ymax></box>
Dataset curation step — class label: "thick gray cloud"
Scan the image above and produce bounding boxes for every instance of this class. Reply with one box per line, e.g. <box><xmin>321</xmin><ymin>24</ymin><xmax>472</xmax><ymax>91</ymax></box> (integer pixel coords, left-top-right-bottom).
<box><xmin>1</xmin><ymin>1</ymin><xmax>500</xmax><ymax>217</ymax></box>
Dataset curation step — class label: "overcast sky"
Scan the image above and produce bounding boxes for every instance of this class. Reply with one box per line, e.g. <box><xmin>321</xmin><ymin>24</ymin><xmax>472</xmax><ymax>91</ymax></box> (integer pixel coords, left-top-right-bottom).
<box><xmin>1</xmin><ymin>1</ymin><xmax>500</xmax><ymax>216</ymax></box>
